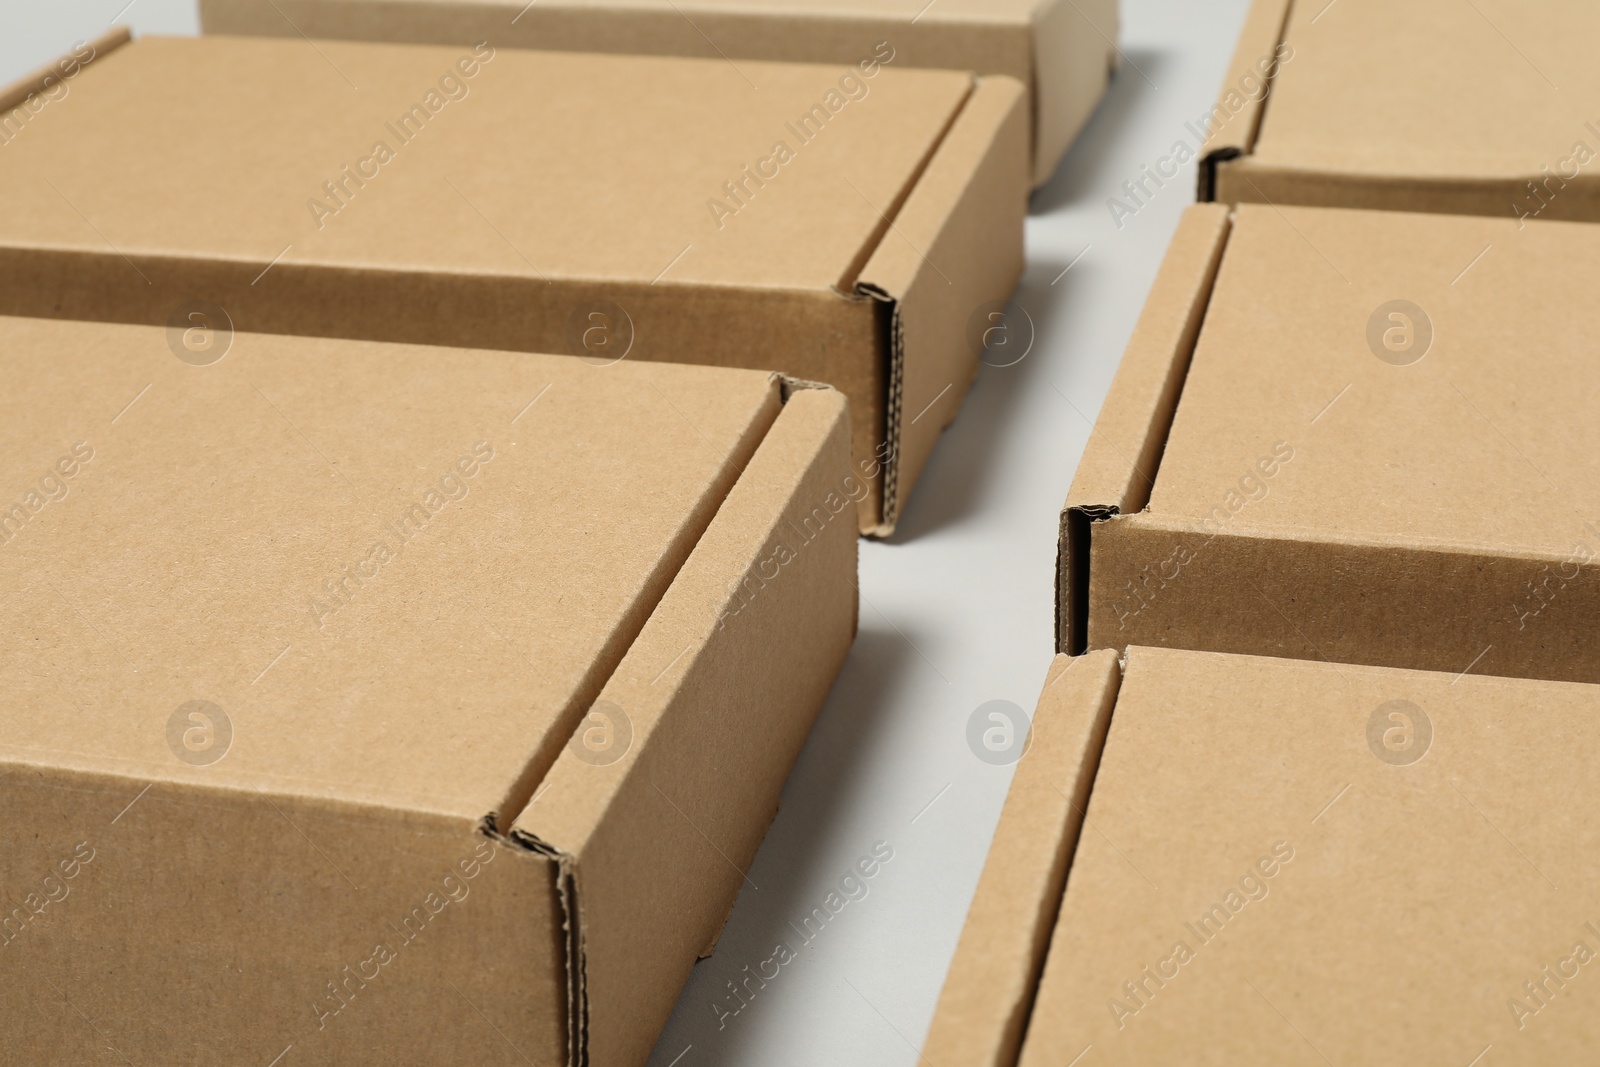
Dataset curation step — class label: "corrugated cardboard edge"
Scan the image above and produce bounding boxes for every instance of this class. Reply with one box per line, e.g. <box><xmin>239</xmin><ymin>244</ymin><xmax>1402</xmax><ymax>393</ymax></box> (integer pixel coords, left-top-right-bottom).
<box><xmin>919</xmin><ymin>650</ymin><xmax>1121</xmax><ymax>1067</ymax></box>
<box><xmin>1029</xmin><ymin>0</ymin><xmax>1118</xmax><ymax>187</ymax></box>
<box><xmin>1055</xmin><ymin>203</ymin><xmax>1231</xmax><ymax>654</ymax></box>
<box><xmin>1196</xmin><ymin>0</ymin><xmax>1295</xmax><ymax>202</ymax></box>
<box><xmin>0</xmin><ymin>26</ymin><xmax>131</xmax><ymax>116</ymax></box>
<box><xmin>511</xmin><ymin>387</ymin><xmax>858</xmax><ymax>1067</ymax></box>
<box><xmin>858</xmin><ymin>74</ymin><xmax>1029</xmax><ymax>536</ymax></box>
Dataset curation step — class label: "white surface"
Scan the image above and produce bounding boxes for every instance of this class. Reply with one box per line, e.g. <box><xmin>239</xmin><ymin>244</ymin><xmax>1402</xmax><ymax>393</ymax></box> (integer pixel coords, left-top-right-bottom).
<box><xmin>0</xmin><ymin>2</ymin><xmax>1252</xmax><ymax>1063</ymax></box>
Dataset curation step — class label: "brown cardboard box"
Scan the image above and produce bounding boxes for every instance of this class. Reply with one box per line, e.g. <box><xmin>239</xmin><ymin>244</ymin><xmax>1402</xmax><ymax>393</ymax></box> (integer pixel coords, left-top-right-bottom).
<box><xmin>0</xmin><ymin>29</ymin><xmax>1029</xmax><ymax>535</ymax></box>
<box><xmin>924</xmin><ymin>646</ymin><xmax>1600</xmax><ymax>1067</ymax></box>
<box><xmin>1199</xmin><ymin>0</ymin><xmax>1600</xmax><ymax>222</ymax></box>
<box><xmin>1058</xmin><ymin>202</ymin><xmax>1600</xmax><ymax>684</ymax></box>
<box><xmin>197</xmin><ymin>0</ymin><xmax>1118</xmax><ymax>188</ymax></box>
<box><xmin>921</xmin><ymin>650</ymin><xmax>1120</xmax><ymax>1067</ymax></box>
<box><xmin>0</xmin><ymin>314</ymin><xmax>858</xmax><ymax>1067</ymax></box>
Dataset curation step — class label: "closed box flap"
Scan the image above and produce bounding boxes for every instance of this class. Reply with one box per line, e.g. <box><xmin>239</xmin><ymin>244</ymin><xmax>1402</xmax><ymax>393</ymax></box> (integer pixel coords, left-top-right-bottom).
<box><xmin>1204</xmin><ymin>0</ymin><xmax>1600</xmax><ymax>220</ymax></box>
<box><xmin>1061</xmin><ymin>203</ymin><xmax>1600</xmax><ymax>683</ymax></box>
<box><xmin>1020</xmin><ymin>645</ymin><xmax>1600</xmax><ymax>1067</ymax></box>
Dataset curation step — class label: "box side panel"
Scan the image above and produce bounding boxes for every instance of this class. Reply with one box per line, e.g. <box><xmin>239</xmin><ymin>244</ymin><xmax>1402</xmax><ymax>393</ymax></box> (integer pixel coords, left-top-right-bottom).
<box><xmin>919</xmin><ymin>650</ymin><xmax>1121</xmax><ymax>1067</ymax></box>
<box><xmin>1028</xmin><ymin>0</ymin><xmax>1117</xmax><ymax>186</ymax></box>
<box><xmin>1196</xmin><ymin>0</ymin><xmax>1294</xmax><ymax>200</ymax></box>
<box><xmin>197</xmin><ymin>0</ymin><xmax>1036</xmax><ymax>87</ymax></box>
<box><xmin>1088</xmin><ymin>516</ymin><xmax>1600</xmax><ymax>684</ymax></box>
<box><xmin>858</xmin><ymin>74</ymin><xmax>1029</xmax><ymax>534</ymax></box>
<box><xmin>513</xmin><ymin>388</ymin><xmax>858</xmax><ymax>1067</ymax></box>
<box><xmin>1216</xmin><ymin>159</ymin><xmax>1600</xmax><ymax>222</ymax></box>
<box><xmin>1057</xmin><ymin>204</ymin><xmax>1230</xmax><ymax>653</ymax></box>
<box><xmin>0</xmin><ymin>768</ymin><xmax>568</xmax><ymax>1065</ymax></box>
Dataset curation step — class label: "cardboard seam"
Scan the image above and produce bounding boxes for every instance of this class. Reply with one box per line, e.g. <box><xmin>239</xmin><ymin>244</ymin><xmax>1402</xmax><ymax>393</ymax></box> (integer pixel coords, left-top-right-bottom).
<box><xmin>1058</xmin><ymin>211</ymin><xmax>1235</xmax><ymax>654</ymax></box>
<box><xmin>495</xmin><ymin>817</ymin><xmax>589</xmax><ymax>1067</ymax></box>
<box><xmin>855</xmin><ymin>282</ymin><xmax>902</xmax><ymax>534</ymax></box>
<box><xmin>1198</xmin><ymin>0</ymin><xmax>1296</xmax><ymax>201</ymax></box>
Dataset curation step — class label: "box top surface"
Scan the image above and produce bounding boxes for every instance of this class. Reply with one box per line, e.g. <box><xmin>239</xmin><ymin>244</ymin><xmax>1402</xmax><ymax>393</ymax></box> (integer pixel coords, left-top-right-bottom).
<box><xmin>0</xmin><ymin>315</ymin><xmax>779</xmax><ymax>820</ymax></box>
<box><xmin>1255</xmin><ymin>0</ymin><xmax>1600</xmax><ymax>179</ymax></box>
<box><xmin>0</xmin><ymin>35</ymin><xmax>975</xmax><ymax>292</ymax></box>
<box><xmin>381</xmin><ymin>0</ymin><xmax>1040</xmax><ymax>18</ymax></box>
<box><xmin>1021</xmin><ymin>645</ymin><xmax>1600</xmax><ymax>1065</ymax></box>
<box><xmin>1147</xmin><ymin>204</ymin><xmax>1600</xmax><ymax>558</ymax></box>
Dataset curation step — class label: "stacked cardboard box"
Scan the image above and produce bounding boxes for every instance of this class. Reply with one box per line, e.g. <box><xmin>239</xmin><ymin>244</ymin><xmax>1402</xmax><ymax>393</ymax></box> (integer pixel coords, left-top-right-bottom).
<box><xmin>925</xmin><ymin>1</ymin><xmax>1600</xmax><ymax>1062</ymax></box>
<box><xmin>0</xmin><ymin>0</ymin><xmax>1122</xmax><ymax>1059</ymax></box>
<box><xmin>0</xmin><ymin>28</ymin><xmax>1028</xmax><ymax>535</ymax></box>
<box><xmin>0</xmin><ymin>316</ymin><xmax>857</xmax><ymax>1066</ymax></box>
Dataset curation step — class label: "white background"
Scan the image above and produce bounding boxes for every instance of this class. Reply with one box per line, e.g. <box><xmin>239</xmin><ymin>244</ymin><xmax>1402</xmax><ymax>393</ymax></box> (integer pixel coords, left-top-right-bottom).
<box><xmin>0</xmin><ymin>2</ymin><xmax>1254</xmax><ymax>1064</ymax></box>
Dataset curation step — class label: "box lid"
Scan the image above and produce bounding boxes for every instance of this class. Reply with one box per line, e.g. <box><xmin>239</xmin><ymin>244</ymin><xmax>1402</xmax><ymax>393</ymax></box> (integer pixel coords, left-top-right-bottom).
<box><xmin>1063</xmin><ymin>203</ymin><xmax>1600</xmax><ymax>682</ymax></box>
<box><xmin>1152</xmin><ymin>204</ymin><xmax>1600</xmax><ymax>555</ymax></box>
<box><xmin>1204</xmin><ymin>0</ymin><xmax>1600</xmax><ymax>219</ymax></box>
<box><xmin>0</xmin><ymin>313</ymin><xmax>782</xmax><ymax>824</ymax></box>
<box><xmin>0</xmin><ymin>34</ymin><xmax>968</xmax><ymax>293</ymax></box>
<box><xmin>195</xmin><ymin>0</ymin><xmax>1117</xmax><ymax>186</ymax></box>
<box><xmin>1020</xmin><ymin>645</ymin><xmax>1600</xmax><ymax>1066</ymax></box>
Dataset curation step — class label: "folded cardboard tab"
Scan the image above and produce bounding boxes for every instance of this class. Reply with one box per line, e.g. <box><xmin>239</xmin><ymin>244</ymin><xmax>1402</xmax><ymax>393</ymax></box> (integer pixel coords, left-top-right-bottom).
<box><xmin>1200</xmin><ymin>0</ymin><xmax>1600</xmax><ymax>221</ymax></box>
<box><xmin>1060</xmin><ymin>202</ymin><xmax>1600</xmax><ymax>684</ymax></box>
<box><xmin>0</xmin><ymin>315</ymin><xmax>857</xmax><ymax>1067</ymax></box>
<box><xmin>920</xmin><ymin>650</ymin><xmax>1120</xmax><ymax>1067</ymax></box>
<box><xmin>196</xmin><ymin>0</ymin><xmax>1117</xmax><ymax>187</ymax></box>
<box><xmin>0</xmin><ymin>32</ymin><xmax>1029</xmax><ymax>535</ymax></box>
<box><xmin>1015</xmin><ymin>646</ymin><xmax>1600</xmax><ymax>1066</ymax></box>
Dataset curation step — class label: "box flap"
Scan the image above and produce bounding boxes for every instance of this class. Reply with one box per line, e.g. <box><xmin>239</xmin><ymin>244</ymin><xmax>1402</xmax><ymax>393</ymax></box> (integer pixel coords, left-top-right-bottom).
<box><xmin>921</xmin><ymin>650</ymin><xmax>1120</xmax><ymax>1067</ymax></box>
<box><xmin>1073</xmin><ymin>204</ymin><xmax>1600</xmax><ymax>683</ymax></box>
<box><xmin>1057</xmin><ymin>203</ymin><xmax>1230</xmax><ymax>653</ymax></box>
<box><xmin>1210</xmin><ymin>0</ymin><xmax>1600</xmax><ymax>219</ymax></box>
<box><xmin>856</xmin><ymin>74</ymin><xmax>1030</xmax><ymax>533</ymax></box>
<box><xmin>0</xmin><ymin>35</ymin><xmax>970</xmax><ymax>295</ymax></box>
<box><xmin>0</xmin><ymin>315</ymin><xmax>780</xmax><ymax>823</ymax></box>
<box><xmin>1196</xmin><ymin>0</ymin><xmax>1292</xmax><ymax>200</ymax></box>
<box><xmin>1020</xmin><ymin>645</ymin><xmax>1600</xmax><ymax>1066</ymax></box>
<box><xmin>512</xmin><ymin>388</ymin><xmax>858</xmax><ymax>1067</ymax></box>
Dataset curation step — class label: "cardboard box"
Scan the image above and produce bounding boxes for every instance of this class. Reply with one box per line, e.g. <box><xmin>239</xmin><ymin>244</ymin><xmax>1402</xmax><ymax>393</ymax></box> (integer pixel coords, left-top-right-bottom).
<box><xmin>1199</xmin><ymin>0</ymin><xmax>1600</xmax><ymax>222</ymax></box>
<box><xmin>197</xmin><ymin>0</ymin><xmax>1118</xmax><ymax>188</ymax></box>
<box><xmin>1058</xmin><ymin>202</ymin><xmax>1600</xmax><ymax>684</ymax></box>
<box><xmin>988</xmin><ymin>646</ymin><xmax>1600</xmax><ymax>1067</ymax></box>
<box><xmin>0</xmin><ymin>29</ymin><xmax>1030</xmax><ymax>535</ymax></box>
<box><xmin>921</xmin><ymin>650</ymin><xmax>1120</xmax><ymax>1067</ymax></box>
<box><xmin>0</xmin><ymin>314</ymin><xmax>858</xmax><ymax>1067</ymax></box>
